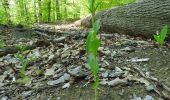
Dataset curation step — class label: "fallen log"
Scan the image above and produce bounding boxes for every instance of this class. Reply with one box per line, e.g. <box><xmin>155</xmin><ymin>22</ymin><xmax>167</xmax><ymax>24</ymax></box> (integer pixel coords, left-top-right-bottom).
<box><xmin>0</xmin><ymin>40</ymin><xmax>50</xmax><ymax>57</ymax></box>
<box><xmin>78</xmin><ymin>0</ymin><xmax>170</xmax><ymax>40</ymax></box>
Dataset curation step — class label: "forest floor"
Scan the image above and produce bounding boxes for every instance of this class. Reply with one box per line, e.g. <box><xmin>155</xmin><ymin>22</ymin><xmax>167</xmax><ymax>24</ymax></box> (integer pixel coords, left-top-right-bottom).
<box><xmin>0</xmin><ymin>23</ymin><xmax>170</xmax><ymax>100</ymax></box>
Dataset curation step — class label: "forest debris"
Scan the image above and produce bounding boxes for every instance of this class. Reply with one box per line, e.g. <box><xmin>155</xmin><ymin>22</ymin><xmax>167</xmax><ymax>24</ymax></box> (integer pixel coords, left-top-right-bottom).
<box><xmin>146</xmin><ymin>84</ymin><xmax>156</xmax><ymax>91</ymax></box>
<box><xmin>22</xmin><ymin>91</ymin><xmax>32</xmax><ymax>98</ymax></box>
<box><xmin>132</xmin><ymin>94</ymin><xmax>154</xmax><ymax>100</ymax></box>
<box><xmin>34</xmin><ymin>31</ymin><xmax>51</xmax><ymax>39</ymax></box>
<box><xmin>62</xmin><ymin>82</ymin><xmax>70</xmax><ymax>89</ymax></box>
<box><xmin>47</xmin><ymin>73</ymin><xmax>70</xmax><ymax>86</ymax></box>
<box><xmin>27</xmin><ymin>48</ymin><xmax>41</xmax><ymax>58</ymax></box>
<box><xmin>100</xmin><ymin>77</ymin><xmax>127</xmax><ymax>86</ymax></box>
<box><xmin>3</xmin><ymin>54</ymin><xmax>18</xmax><ymax>64</ymax></box>
<box><xmin>45</xmin><ymin>67</ymin><xmax>55</xmax><ymax>76</ymax></box>
<box><xmin>0</xmin><ymin>75</ymin><xmax>6</xmax><ymax>87</ymax></box>
<box><xmin>0</xmin><ymin>96</ymin><xmax>8</xmax><ymax>100</ymax></box>
<box><xmin>109</xmin><ymin>67</ymin><xmax>125</xmax><ymax>78</ymax></box>
<box><xmin>68</xmin><ymin>66</ymin><xmax>82</xmax><ymax>77</ymax></box>
<box><xmin>100</xmin><ymin>34</ymin><xmax>113</xmax><ymax>39</ymax></box>
<box><xmin>143</xmin><ymin>95</ymin><xmax>154</xmax><ymax>100</ymax></box>
<box><xmin>101</xmin><ymin>70</ymin><xmax>110</xmax><ymax>78</ymax></box>
<box><xmin>132</xmin><ymin>66</ymin><xmax>158</xmax><ymax>81</ymax></box>
<box><xmin>0</xmin><ymin>40</ymin><xmax>50</xmax><ymax>57</ymax></box>
<box><xmin>120</xmin><ymin>47</ymin><xmax>135</xmax><ymax>52</ymax></box>
<box><xmin>128</xmin><ymin>58</ymin><xmax>150</xmax><ymax>63</ymax></box>
<box><xmin>53</xmin><ymin>37</ymin><xmax>66</xmax><ymax>43</ymax></box>
<box><xmin>48</xmin><ymin>54</ymin><xmax>55</xmax><ymax>61</ymax></box>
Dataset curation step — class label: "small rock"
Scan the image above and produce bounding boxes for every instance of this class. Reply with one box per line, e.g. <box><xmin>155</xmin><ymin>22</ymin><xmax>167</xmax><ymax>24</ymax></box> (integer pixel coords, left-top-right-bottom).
<box><xmin>115</xmin><ymin>67</ymin><xmax>123</xmax><ymax>72</ymax></box>
<box><xmin>109</xmin><ymin>67</ymin><xmax>124</xmax><ymax>78</ymax></box>
<box><xmin>57</xmin><ymin>97</ymin><xmax>61</xmax><ymax>100</ymax></box>
<box><xmin>3</xmin><ymin>54</ymin><xmax>18</xmax><ymax>63</ymax></box>
<box><xmin>22</xmin><ymin>91</ymin><xmax>32</xmax><ymax>98</ymax></box>
<box><xmin>27</xmin><ymin>49</ymin><xmax>41</xmax><ymax>58</ymax></box>
<box><xmin>48</xmin><ymin>54</ymin><xmax>55</xmax><ymax>61</ymax></box>
<box><xmin>0</xmin><ymin>96</ymin><xmax>8</xmax><ymax>100</ymax></box>
<box><xmin>62</xmin><ymin>83</ymin><xmax>70</xmax><ymax>89</ymax></box>
<box><xmin>146</xmin><ymin>84</ymin><xmax>156</xmax><ymax>91</ymax></box>
<box><xmin>143</xmin><ymin>95</ymin><xmax>154</xmax><ymax>100</ymax></box>
<box><xmin>101</xmin><ymin>70</ymin><xmax>109</xmax><ymax>78</ymax></box>
<box><xmin>47</xmin><ymin>73</ymin><xmax>70</xmax><ymax>86</ymax></box>
<box><xmin>0</xmin><ymin>75</ymin><xmax>6</xmax><ymax>83</ymax></box>
<box><xmin>68</xmin><ymin>66</ymin><xmax>82</xmax><ymax>76</ymax></box>
<box><xmin>111</xmin><ymin>50</ymin><xmax>117</xmax><ymax>57</ymax></box>
<box><xmin>45</xmin><ymin>67</ymin><xmax>55</xmax><ymax>76</ymax></box>
<box><xmin>104</xmin><ymin>50</ymin><xmax>111</xmax><ymax>55</ymax></box>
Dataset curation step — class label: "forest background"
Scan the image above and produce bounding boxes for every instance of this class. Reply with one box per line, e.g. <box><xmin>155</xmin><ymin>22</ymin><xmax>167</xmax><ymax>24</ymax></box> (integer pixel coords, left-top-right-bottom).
<box><xmin>0</xmin><ymin>0</ymin><xmax>136</xmax><ymax>26</ymax></box>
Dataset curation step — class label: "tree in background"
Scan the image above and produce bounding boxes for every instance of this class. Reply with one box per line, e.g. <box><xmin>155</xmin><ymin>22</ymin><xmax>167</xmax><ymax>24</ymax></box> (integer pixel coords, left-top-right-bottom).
<box><xmin>56</xmin><ymin>0</ymin><xmax>61</xmax><ymax>20</ymax></box>
<box><xmin>0</xmin><ymin>0</ymin><xmax>136</xmax><ymax>25</ymax></box>
<box><xmin>47</xmin><ymin>0</ymin><xmax>51</xmax><ymax>22</ymax></box>
<box><xmin>1</xmin><ymin>0</ymin><xmax>11</xmax><ymax>24</ymax></box>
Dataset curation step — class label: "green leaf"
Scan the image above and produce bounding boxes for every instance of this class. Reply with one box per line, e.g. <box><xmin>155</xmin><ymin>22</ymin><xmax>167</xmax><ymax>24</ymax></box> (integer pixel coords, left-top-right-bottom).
<box><xmin>160</xmin><ymin>25</ymin><xmax>168</xmax><ymax>42</ymax></box>
<box><xmin>91</xmin><ymin>37</ymin><xmax>100</xmax><ymax>55</ymax></box>
<box><xmin>88</xmin><ymin>53</ymin><xmax>99</xmax><ymax>75</ymax></box>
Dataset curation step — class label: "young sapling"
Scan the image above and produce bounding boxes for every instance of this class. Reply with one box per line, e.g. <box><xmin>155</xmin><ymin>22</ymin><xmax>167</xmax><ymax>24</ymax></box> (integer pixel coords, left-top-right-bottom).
<box><xmin>86</xmin><ymin>0</ymin><xmax>101</xmax><ymax>100</ymax></box>
<box><xmin>15</xmin><ymin>44</ymin><xmax>36</xmax><ymax>84</ymax></box>
<box><xmin>154</xmin><ymin>25</ymin><xmax>168</xmax><ymax>48</ymax></box>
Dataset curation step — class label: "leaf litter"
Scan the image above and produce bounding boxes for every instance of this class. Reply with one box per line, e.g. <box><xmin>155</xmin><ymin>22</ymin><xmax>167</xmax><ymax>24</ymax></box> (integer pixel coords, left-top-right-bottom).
<box><xmin>0</xmin><ymin>24</ymin><xmax>170</xmax><ymax>99</ymax></box>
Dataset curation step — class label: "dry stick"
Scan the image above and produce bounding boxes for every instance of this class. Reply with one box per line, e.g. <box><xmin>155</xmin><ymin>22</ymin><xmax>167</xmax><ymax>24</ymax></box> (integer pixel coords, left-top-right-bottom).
<box><xmin>132</xmin><ymin>66</ymin><xmax>170</xmax><ymax>99</ymax></box>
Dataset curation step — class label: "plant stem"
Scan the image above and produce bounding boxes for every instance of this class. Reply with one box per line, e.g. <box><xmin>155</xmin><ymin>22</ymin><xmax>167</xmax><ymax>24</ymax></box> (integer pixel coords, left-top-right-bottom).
<box><xmin>94</xmin><ymin>76</ymin><xmax>98</xmax><ymax>100</ymax></box>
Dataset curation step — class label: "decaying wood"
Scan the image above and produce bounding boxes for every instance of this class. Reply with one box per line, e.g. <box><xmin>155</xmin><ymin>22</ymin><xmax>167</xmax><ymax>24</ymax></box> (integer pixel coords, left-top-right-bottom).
<box><xmin>78</xmin><ymin>0</ymin><xmax>170</xmax><ymax>40</ymax></box>
<box><xmin>0</xmin><ymin>40</ymin><xmax>50</xmax><ymax>57</ymax></box>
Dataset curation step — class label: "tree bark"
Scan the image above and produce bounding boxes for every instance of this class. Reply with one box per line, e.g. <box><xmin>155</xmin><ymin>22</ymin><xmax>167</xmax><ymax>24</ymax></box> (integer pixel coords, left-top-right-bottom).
<box><xmin>79</xmin><ymin>0</ymin><xmax>170</xmax><ymax>40</ymax></box>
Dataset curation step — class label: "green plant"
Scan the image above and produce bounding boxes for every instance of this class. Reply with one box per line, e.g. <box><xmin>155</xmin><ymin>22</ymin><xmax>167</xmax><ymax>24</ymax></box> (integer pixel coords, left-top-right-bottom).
<box><xmin>86</xmin><ymin>0</ymin><xmax>100</xmax><ymax>100</ymax></box>
<box><xmin>154</xmin><ymin>25</ymin><xmax>168</xmax><ymax>47</ymax></box>
<box><xmin>0</xmin><ymin>40</ymin><xmax>6</xmax><ymax>48</ymax></box>
<box><xmin>15</xmin><ymin>44</ymin><xmax>36</xmax><ymax>84</ymax></box>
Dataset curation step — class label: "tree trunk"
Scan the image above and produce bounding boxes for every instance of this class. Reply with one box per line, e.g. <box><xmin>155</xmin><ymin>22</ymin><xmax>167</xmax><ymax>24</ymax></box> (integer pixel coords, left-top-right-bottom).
<box><xmin>2</xmin><ymin>0</ymin><xmax>11</xmax><ymax>24</ymax></box>
<box><xmin>47</xmin><ymin>0</ymin><xmax>51</xmax><ymax>22</ymax></box>
<box><xmin>64</xmin><ymin>0</ymin><xmax>67</xmax><ymax>19</ymax></box>
<box><xmin>38</xmin><ymin>0</ymin><xmax>42</xmax><ymax>22</ymax></box>
<box><xmin>34</xmin><ymin>0</ymin><xmax>38</xmax><ymax>23</ymax></box>
<box><xmin>79</xmin><ymin>0</ymin><xmax>170</xmax><ymax>40</ymax></box>
<box><xmin>56</xmin><ymin>0</ymin><xmax>61</xmax><ymax>20</ymax></box>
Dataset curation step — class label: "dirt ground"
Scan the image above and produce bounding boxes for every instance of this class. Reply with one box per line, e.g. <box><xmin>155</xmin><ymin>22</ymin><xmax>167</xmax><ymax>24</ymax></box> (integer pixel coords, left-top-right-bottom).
<box><xmin>0</xmin><ymin>23</ymin><xmax>170</xmax><ymax>100</ymax></box>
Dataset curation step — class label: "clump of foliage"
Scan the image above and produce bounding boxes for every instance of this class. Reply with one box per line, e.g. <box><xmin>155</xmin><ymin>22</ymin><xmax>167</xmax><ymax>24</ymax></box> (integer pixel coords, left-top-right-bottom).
<box><xmin>15</xmin><ymin>44</ymin><xmax>36</xmax><ymax>84</ymax></box>
<box><xmin>154</xmin><ymin>25</ymin><xmax>168</xmax><ymax>47</ymax></box>
<box><xmin>86</xmin><ymin>0</ymin><xmax>100</xmax><ymax>100</ymax></box>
